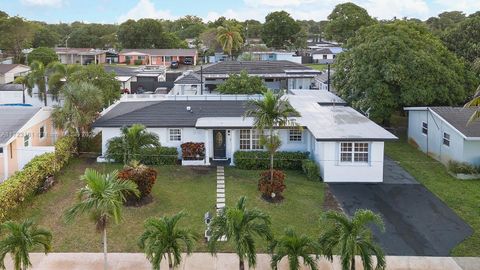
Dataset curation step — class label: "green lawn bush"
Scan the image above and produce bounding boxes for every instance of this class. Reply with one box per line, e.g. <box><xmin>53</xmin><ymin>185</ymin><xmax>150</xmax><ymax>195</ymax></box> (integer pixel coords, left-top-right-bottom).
<box><xmin>448</xmin><ymin>160</ymin><xmax>479</xmax><ymax>175</ymax></box>
<box><xmin>139</xmin><ymin>146</ymin><xmax>178</xmax><ymax>165</ymax></box>
<box><xmin>234</xmin><ymin>151</ymin><xmax>309</xmax><ymax>170</ymax></box>
<box><xmin>0</xmin><ymin>136</ymin><xmax>76</xmax><ymax>221</ymax></box>
<box><xmin>301</xmin><ymin>159</ymin><xmax>321</xmax><ymax>181</ymax></box>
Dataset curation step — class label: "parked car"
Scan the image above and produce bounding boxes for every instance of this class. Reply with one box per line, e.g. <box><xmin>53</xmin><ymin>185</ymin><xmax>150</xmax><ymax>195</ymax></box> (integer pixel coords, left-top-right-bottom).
<box><xmin>183</xmin><ymin>57</ymin><xmax>193</xmax><ymax>65</ymax></box>
<box><xmin>170</xmin><ymin>61</ymin><xmax>179</xmax><ymax>69</ymax></box>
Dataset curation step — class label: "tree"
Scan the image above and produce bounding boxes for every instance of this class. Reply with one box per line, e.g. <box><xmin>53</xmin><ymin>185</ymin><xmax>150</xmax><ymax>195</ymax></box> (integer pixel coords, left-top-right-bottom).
<box><xmin>217</xmin><ymin>70</ymin><xmax>268</xmax><ymax>94</ymax></box>
<box><xmin>262</xmin><ymin>11</ymin><xmax>301</xmax><ymax>49</ymax></box>
<box><xmin>118</xmin><ymin>19</ymin><xmax>186</xmax><ymax>49</ymax></box>
<box><xmin>32</xmin><ymin>26</ymin><xmax>60</xmax><ymax>48</ymax></box>
<box><xmin>24</xmin><ymin>60</ymin><xmax>48</xmax><ymax>106</ymax></box>
<box><xmin>0</xmin><ymin>10</ymin><xmax>7</xmax><ymax>19</ymax></box>
<box><xmin>216</xmin><ymin>22</ymin><xmax>243</xmax><ymax>57</ymax></box>
<box><xmin>171</xmin><ymin>16</ymin><xmax>206</xmax><ymax>39</ymax></box>
<box><xmin>0</xmin><ymin>220</ymin><xmax>52</xmax><ymax>270</ymax></box>
<box><xmin>106</xmin><ymin>124</ymin><xmax>161</xmax><ymax>164</ymax></box>
<box><xmin>270</xmin><ymin>228</ymin><xmax>320</xmax><ymax>270</ymax></box>
<box><xmin>13</xmin><ymin>76</ymin><xmax>27</xmax><ymax>104</ymax></box>
<box><xmin>67</xmin><ymin>23</ymin><xmax>119</xmax><ymax>48</ymax></box>
<box><xmin>138</xmin><ymin>212</ymin><xmax>198</xmax><ymax>270</ymax></box>
<box><xmin>324</xmin><ymin>2</ymin><xmax>375</xmax><ymax>43</ymax></box>
<box><xmin>319</xmin><ymin>209</ymin><xmax>386</xmax><ymax>270</ymax></box>
<box><xmin>442</xmin><ymin>15</ymin><xmax>480</xmax><ymax>63</ymax></box>
<box><xmin>46</xmin><ymin>62</ymin><xmax>82</xmax><ymax>97</ymax></box>
<box><xmin>243</xmin><ymin>20</ymin><xmax>263</xmax><ymax>39</ymax></box>
<box><xmin>334</xmin><ymin>21</ymin><xmax>476</xmax><ymax>125</ymax></box>
<box><xmin>200</xmin><ymin>28</ymin><xmax>222</xmax><ymax>52</ymax></box>
<box><xmin>0</xmin><ymin>16</ymin><xmax>35</xmax><ymax>63</ymax></box>
<box><xmin>65</xmin><ymin>169</ymin><xmax>139</xmax><ymax>270</ymax></box>
<box><xmin>209</xmin><ymin>196</ymin><xmax>272</xmax><ymax>270</ymax></box>
<box><xmin>69</xmin><ymin>64</ymin><xmax>120</xmax><ymax>106</ymax></box>
<box><xmin>245</xmin><ymin>91</ymin><xmax>299</xmax><ymax>197</ymax></box>
<box><xmin>464</xmin><ymin>84</ymin><xmax>480</xmax><ymax>123</ymax></box>
<box><xmin>52</xmin><ymin>82</ymin><xmax>103</xmax><ymax>146</ymax></box>
<box><xmin>426</xmin><ymin>11</ymin><xmax>466</xmax><ymax>36</ymax></box>
<box><xmin>27</xmin><ymin>47</ymin><xmax>58</xmax><ymax>66</ymax></box>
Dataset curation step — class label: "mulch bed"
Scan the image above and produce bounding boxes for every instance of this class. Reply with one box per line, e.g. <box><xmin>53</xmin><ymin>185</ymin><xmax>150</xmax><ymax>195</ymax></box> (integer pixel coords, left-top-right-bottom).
<box><xmin>260</xmin><ymin>193</ymin><xmax>285</xmax><ymax>204</ymax></box>
<box><xmin>124</xmin><ymin>195</ymin><xmax>153</xmax><ymax>207</ymax></box>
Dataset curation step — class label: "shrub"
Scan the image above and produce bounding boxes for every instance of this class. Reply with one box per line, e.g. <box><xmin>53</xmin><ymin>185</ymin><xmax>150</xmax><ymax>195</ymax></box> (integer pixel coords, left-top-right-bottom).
<box><xmin>139</xmin><ymin>146</ymin><xmax>178</xmax><ymax>165</ymax></box>
<box><xmin>448</xmin><ymin>160</ymin><xmax>479</xmax><ymax>175</ymax></box>
<box><xmin>234</xmin><ymin>151</ymin><xmax>309</xmax><ymax>170</ymax></box>
<box><xmin>258</xmin><ymin>170</ymin><xmax>286</xmax><ymax>200</ymax></box>
<box><xmin>134</xmin><ymin>59</ymin><xmax>143</xmax><ymax>65</ymax></box>
<box><xmin>301</xmin><ymin>159</ymin><xmax>321</xmax><ymax>181</ymax></box>
<box><xmin>0</xmin><ymin>136</ymin><xmax>76</xmax><ymax>221</ymax></box>
<box><xmin>181</xmin><ymin>142</ymin><xmax>205</xmax><ymax>160</ymax></box>
<box><xmin>118</xmin><ymin>162</ymin><xmax>157</xmax><ymax>203</ymax></box>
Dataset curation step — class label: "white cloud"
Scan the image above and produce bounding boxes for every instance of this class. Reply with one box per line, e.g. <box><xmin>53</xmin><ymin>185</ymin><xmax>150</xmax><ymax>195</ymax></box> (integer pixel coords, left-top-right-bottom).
<box><xmin>21</xmin><ymin>0</ymin><xmax>63</xmax><ymax>7</ymax></box>
<box><xmin>117</xmin><ymin>0</ymin><xmax>177</xmax><ymax>22</ymax></box>
<box><xmin>243</xmin><ymin>0</ymin><xmax>317</xmax><ymax>7</ymax></box>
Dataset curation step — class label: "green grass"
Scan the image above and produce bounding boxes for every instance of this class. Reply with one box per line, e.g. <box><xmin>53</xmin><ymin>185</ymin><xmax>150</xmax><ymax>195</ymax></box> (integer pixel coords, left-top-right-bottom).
<box><xmin>305</xmin><ymin>64</ymin><xmax>328</xmax><ymax>71</ymax></box>
<box><xmin>385</xmin><ymin>139</ymin><xmax>480</xmax><ymax>256</ymax></box>
<box><xmin>11</xmin><ymin>159</ymin><xmax>324</xmax><ymax>253</ymax></box>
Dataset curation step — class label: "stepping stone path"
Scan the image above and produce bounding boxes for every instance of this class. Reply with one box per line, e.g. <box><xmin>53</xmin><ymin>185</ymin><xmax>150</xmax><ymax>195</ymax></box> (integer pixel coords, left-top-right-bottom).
<box><xmin>216</xmin><ymin>166</ymin><xmax>226</xmax><ymax>213</ymax></box>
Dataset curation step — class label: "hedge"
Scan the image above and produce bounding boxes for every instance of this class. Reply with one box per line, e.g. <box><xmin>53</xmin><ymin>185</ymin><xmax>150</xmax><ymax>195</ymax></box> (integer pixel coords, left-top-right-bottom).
<box><xmin>0</xmin><ymin>136</ymin><xmax>76</xmax><ymax>221</ymax></box>
<box><xmin>301</xmin><ymin>159</ymin><xmax>321</xmax><ymax>181</ymax></box>
<box><xmin>233</xmin><ymin>151</ymin><xmax>309</xmax><ymax>170</ymax></box>
<box><xmin>139</xmin><ymin>146</ymin><xmax>178</xmax><ymax>165</ymax></box>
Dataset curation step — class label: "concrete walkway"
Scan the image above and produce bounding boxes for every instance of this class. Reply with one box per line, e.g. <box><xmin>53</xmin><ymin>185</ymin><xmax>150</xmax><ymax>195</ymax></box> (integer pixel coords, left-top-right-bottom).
<box><xmin>216</xmin><ymin>166</ymin><xmax>225</xmax><ymax>211</ymax></box>
<box><xmin>4</xmin><ymin>253</ymin><xmax>478</xmax><ymax>270</ymax></box>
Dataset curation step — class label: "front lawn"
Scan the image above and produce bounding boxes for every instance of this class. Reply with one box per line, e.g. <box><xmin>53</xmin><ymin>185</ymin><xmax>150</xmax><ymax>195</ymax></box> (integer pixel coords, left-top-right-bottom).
<box><xmin>10</xmin><ymin>159</ymin><xmax>324</xmax><ymax>252</ymax></box>
<box><xmin>305</xmin><ymin>63</ymin><xmax>328</xmax><ymax>71</ymax></box>
<box><xmin>385</xmin><ymin>139</ymin><xmax>480</xmax><ymax>256</ymax></box>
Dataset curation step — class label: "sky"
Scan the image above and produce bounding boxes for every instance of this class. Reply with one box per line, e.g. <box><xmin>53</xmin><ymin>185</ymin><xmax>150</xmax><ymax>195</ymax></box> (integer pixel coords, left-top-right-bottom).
<box><xmin>1</xmin><ymin>0</ymin><xmax>480</xmax><ymax>24</ymax></box>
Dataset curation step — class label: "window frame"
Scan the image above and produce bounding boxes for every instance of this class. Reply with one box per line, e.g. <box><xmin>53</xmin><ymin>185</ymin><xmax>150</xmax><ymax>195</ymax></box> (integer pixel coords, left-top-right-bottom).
<box><xmin>24</xmin><ymin>133</ymin><xmax>31</xmax><ymax>147</ymax></box>
<box><xmin>39</xmin><ymin>125</ymin><xmax>46</xmax><ymax>140</ymax></box>
<box><xmin>168</xmin><ymin>128</ymin><xmax>182</xmax><ymax>142</ymax></box>
<box><xmin>443</xmin><ymin>132</ymin><xmax>450</xmax><ymax>147</ymax></box>
<box><xmin>422</xmin><ymin>122</ymin><xmax>428</xmax><ymax>135</ymax></box>
<box><xmin>288</xmin><ymin>129</ymin><xmax>303</xmax><ymax>142</ymax></box>
<box><xmin>0</xmin><ymin>147</ymin><xmax>3</xmax><ymax>157</ymax></box>
<box><xmin>239</xmin><ymin>129</ymin><xmax>262</xmax><ymax>151</ymax></box>
<box><xmin>339</xmin><ymin>142</ymin><xmax>370</xmax><ymax>164</ymax></box>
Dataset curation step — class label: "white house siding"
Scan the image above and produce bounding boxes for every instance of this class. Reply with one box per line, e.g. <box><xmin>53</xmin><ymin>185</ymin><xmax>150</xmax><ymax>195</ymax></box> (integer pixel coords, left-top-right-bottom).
<box><xmin>288</xmin><ymin>78</ymin><xmax>314</xmax><ymax>90</ymax></box>
<box><xmin>407</xmin><ymin>110</ymin><xmax>469</xmax><ymax>165</ymax></box>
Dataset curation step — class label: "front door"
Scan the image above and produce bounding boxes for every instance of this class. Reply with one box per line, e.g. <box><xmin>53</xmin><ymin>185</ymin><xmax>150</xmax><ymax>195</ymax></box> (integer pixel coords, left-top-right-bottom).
<box><xmin>213</xmin><ymin>130</ymin><xmax>226</xmax><ymax>159</ymax></box>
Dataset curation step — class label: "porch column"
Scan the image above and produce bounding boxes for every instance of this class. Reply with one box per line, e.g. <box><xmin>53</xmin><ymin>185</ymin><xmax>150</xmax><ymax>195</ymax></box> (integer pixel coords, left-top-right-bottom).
<box><xmin>80</xmin><ymin>55</ymin><xmax>83</xmax><ymax>65</ymax></box>
<box><xmin>94</xmin><ymin>54</ymin><xmax>97</xmax><ymax>64</ymax></box>
<box><xmin>230</xmin><ymin>130</ymin><xmax>236</xmax><ymax>166</ymax></box>
<box><xmin>306</xmin><ymin>131</ymin><xmax>312</xmax><ymax>158</ymax></box>
<box><xmin>3</xmin><ymin>144</ymin><xmax>9</xmax><ymax>182</ymax></box>
<box><xmin>204</xmin><ymin>130</ymin><xmax>211</xmax><ymax>165</ymax></box>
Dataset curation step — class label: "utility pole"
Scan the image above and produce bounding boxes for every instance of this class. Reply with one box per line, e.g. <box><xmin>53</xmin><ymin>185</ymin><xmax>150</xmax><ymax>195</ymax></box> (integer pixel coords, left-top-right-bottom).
<box><xmin>200</xmin><ymin>65</ymin><xmax>204</xmax><ymax>95</ymax></box>
<box><xmin>327</xmin><ymin>63</ymin><xmax>331</xmax><ymax>92</ymax></box>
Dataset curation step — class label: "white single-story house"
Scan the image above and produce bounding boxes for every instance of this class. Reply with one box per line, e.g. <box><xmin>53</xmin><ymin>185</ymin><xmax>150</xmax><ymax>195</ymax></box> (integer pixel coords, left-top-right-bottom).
<box><xmin>93</xmin><ymin>91</ymin><xmax>396</xmax><ymax>183</ymax></box>
<box><xmin>405</xmin><ymin>106</ymin><xmax>480</xmax><ymax>165</ymax></box>
<box><xmin>170</xmin><ymin>70</ymin><xmax>204</xmax><ymax>95</ymax></box>
<box><xmin>0</xmin><ymin>64</ymin><xmax>30</xmax><ymax>84</ymax></box>
<box><xmin>250</xmin><ymin>52</ymin><xmax>302</xmax><ymax>64</ymax></box>
<box><xmin>311</xmin><ymin>47</ymin><xmax>344</xmax><ymax>64</ymax></box>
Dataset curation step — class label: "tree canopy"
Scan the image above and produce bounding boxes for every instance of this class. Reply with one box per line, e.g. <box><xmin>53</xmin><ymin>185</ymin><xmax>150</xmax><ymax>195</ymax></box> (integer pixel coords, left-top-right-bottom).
<box><xmin>426</xmin><ymin>11</ymin><xmax>466</xmax><ymax>35</ymax></box>
<box><xmin>32</xmin><ymin>26</ymin><xmax>60</xmax><ymax>48</ymax></box>
<box><xmin>324</xmin><ymin>2</ymin><xmax>375</xmax><ymax>43</ymax></box>
<box><xmin>442</xmin><ymin>15</ymin><xmax>480</xmax><ymax>63</ymax></box>
<box><xmin>27</xmin><ymin>47</ymin><xmax>58</xmax><ymax>66</ymax></box>
<box><xmin>217</xmin><ymin>70</ymin><xmax>268</xmax><ymax>94</ymax></box>
<box><xmin>334</xmin><ymin>21</ymin><xmax>477</xmax><ymax>124</ymax></box>
<box><xmin>262</xmin><ymin>11</ymin><xmax>302</xmax><ymax>49</ymax></box>
<box><xmin>118</xmin><ymin>19</ymin><xmax>187</xmax><ymax>49</ymax></box>
<box><xmin>0</xmin><ymin>16</ymin><xmax>35</xmax><ymax>63</ymax></box>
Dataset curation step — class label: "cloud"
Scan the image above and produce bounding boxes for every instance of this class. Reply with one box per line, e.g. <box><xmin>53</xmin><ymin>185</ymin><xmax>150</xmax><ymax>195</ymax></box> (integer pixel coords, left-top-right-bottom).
<box><xmin>117</xmin><ymin>0</ymin><xmax>177</xmax><ymax>22</ymax></box>
<box><xmin>21</xmin><ymin>0</ymin><xmax>64</xmax><ymax>7</ymax></box>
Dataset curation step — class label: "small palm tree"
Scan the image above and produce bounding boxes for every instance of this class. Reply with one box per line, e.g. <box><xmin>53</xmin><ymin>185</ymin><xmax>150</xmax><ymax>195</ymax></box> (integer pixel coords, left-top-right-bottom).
<box><xmin>270</xmin><ymin>228</ymin><xmax>319</xmax><ymax>270</ymax></box>
<box><xmin>65</xmin><ymin>168</ymin><xmax>139</xmax><ymax>270</ymax></box>
<box><xmin>25</xmin><ymin>60</ymin><xmax>48</xmax><ymax>106</ymax></box>
<box><xmin>319</xmin><ymin>209</ymin><xmax>386</xmax><ymax>270</ymax></box>
<box><xmin>106</xmin><ymin>124</ymin><xmax>161</xmax><ymax>164</ymax></box>
<box><xmin>13</xmin><ymin>76</ymin><xmax>27</xmax><ymax>104</ymax></box>
<box><xmin>0</xmin><ymin>220</ymin><xmax>52</xmax><ymax>270</ymax></box>
<box><xmin>216</xmin><ymin>23</ymin><xmax>243</xmax><ymax>58</ymax></box>
<box><xmin>138</xmin><ymin>212</ymin><xmax>198</xmax><ymax>270</ymax></box>
<box><xmin>209</xmin><ymin>196</ymin><xmax>272</xmax><ymax>270</ymax></box>
<box><xmin>47</xmin><ymin>62</ymin><xmax>81</xmax><ymax>98</ymax></box>
<box><xmin>464</xmin><ymin>84</ymin><xmax>480</xmax><ymax>123</ymax></box>
<box><xmin>245</xmin><ymin>91</ymin><xmax>299</xmax><ymax>186</ymax></box>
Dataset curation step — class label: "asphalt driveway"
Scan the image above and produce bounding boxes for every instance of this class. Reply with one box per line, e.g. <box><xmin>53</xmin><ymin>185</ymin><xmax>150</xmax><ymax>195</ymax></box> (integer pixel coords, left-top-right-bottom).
<box><xmin>329</xmin><ymin>157</ymin><xmax>473</xmax><ymax>256</ymax></box>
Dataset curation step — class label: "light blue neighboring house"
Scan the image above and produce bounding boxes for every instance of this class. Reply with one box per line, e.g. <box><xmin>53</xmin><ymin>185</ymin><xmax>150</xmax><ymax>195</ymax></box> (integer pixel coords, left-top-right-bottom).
<box><xmin>405</xmin><ymin>107</ymin><xmax>480</xmax><ymax>165</ymax></box>
<box><xmin>251</xmin><ymin>52</ymin><xmax>302</xmax><ymax>64</ymax></box>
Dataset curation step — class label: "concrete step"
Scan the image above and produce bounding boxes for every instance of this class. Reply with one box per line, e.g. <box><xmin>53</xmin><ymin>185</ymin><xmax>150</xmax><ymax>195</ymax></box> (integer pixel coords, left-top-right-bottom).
<box><xmin>217</xmin><ymin>198</ymin><xmax>225</xmax><ymax>203</ymax></box>
<box><xmin>216</xmin><ymin>189</ymin><xmax>225</xmax><ymax>193</ymax></box>
<box><xmin>217</xmin><ymin>180</ymin><xmax>225</xmax><ymax>184</ymax></box>
<box><xmin>217</xmin><ymin>193</ymin><xmax>225</xmax><ymax>198</ymax></box>
<box><xmin>216</xmin><ymin>203</ymin><xmax>225</xmax><ymax>209</ymax></box>
<box><xmin>217</xmin><ymin>184</ymin><xmax>225</xmax><ymax>189</ymax></box>
<box><xmin>217</xmin><ymin>176</ymin><xmax>225</xmax><ymax>180</ymax></box>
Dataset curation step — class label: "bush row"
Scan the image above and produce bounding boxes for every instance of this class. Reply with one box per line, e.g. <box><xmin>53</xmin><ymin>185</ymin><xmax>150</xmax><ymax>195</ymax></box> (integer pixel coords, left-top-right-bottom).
<box><xmin>138</xmin><ymin>146</ymin><xmax>178</xmax><ymax>165</ymax></box>
<box><xmin>448</xmin><ymin>160</ymin><xmax>480</xmax><ymax>175</ymax></box>
<box><xmin>301</xmin><ymin>159</ymin><xmax>321</xmax><ymax>181</ymax></box>
<box><xmin>233</xmin><ymin>151</ymin><xmax>309</xmax><ymax>170</ymax></box>
<box><xmin>0</xmin><ymin>136</ymin><xmax>76</xmax><ymax>221</ymax></box>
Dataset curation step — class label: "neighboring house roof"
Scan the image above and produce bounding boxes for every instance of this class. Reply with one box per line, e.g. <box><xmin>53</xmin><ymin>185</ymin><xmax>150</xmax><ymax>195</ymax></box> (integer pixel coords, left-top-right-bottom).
<box><xmin>199</xmin><ymin>61</ymin><xmax>320</xmax><ymax>78</ymax></box>
<box><xmin>93</xmin><ymin>100</ymin><xmax>249</xmax><ymax>128</ymax></box>
<box><xmin>0</xmin><ymin>84</ymin><xmax>24</xmax><ymax>91</ymax></box>
<box><xmin>104</xmin><ymin>65</ymin><xmax>139</xmax><ymax>76</ymax></box>
<box><xmin>174</xmin><ymin>71</ymin><xmax>201</xmax><ymax>84</ymax></box>
<box><xmin>119</xmin><ymin>49</ymin><xmax>197</xmax><ymax>56</ymax></box>
<box><xmin>405</xmin><ymin>107</ymin><xmax>480</xmax><ymax>138</ymax></box>
<box><xmin>0</xmin><ymin>106</ymin><xmax>41</xmax><ymax>144</ymax></box>
<box><xmin>54</xmin><ymin>48</ymin><xmax>106</xmax><ymax>55</ymax></box>
<box><xmin>316</xmin><ymin>70</ymin><xmax>335</xmax><ymax>83</ymax></box>
<box><xmin>312</xmin><ymin>48</ymin><xmax>333</xmax><ymax>55</ymax></box>
<box><xmin>0</xmin><ymin>64</ymin><xmax>29</xmax><ymax>75</ymax></box>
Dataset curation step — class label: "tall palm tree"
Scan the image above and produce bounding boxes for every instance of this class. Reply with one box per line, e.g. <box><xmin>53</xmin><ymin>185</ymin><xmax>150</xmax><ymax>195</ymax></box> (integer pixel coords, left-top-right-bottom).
<box><xmin>245</xmin><ymin>91</ymin><xmax>299</xmax><ymax>185</ymax></box>
<box><xmin>270</xmin><ymin>228</ymin><xmax>319</xmax><ymax>270</ymax></box>
<box><xmin>209</xmin><ymin>196</ymin><xmax>272</xmax><ymax>270</ymax></box>
<box><xmin>13</xmin><ymin>76</ymin><xmax>27</xmax><ymax>104</ymax></box>
<box><xmin>65</xmin><ymin>168</ymin><xmax>139</xmax><ymax>270</ymax></box>
<box><xmin>47</xmin><ymin>62</ymin><xmax>81</xmax><ymax>98</ymax></box>
<box><xmin>106</xmin><ymin>124</ymin><xmax>161</xmax><ymax>164</ymax></box>
<box><xmin>0</xmin><ymin>220</ymin><xmax>52</xmax><ymax>270</ymax></box>
<box><xmin>25</xmin><ymin>60</ymin><xmax>48</xmax><ymax>106</ymax></box>
<box><xmin>216</xmin><ymin>23</ymin><xmax>243</xmax><ymax>58</ymax></box>
<box><xmin>138</xmin><ymin>212</ymin><xmax>198</xmax><ymax>270</ymax></box>
<box><xmin>319</xmin><ymin>209</ymin><xmax>386</xmax><ymax>270</ymax></box>
<box><xmin>464</xmin><ymin>84</ymin><xmax>480</xmax><ymax>123</ymax></box>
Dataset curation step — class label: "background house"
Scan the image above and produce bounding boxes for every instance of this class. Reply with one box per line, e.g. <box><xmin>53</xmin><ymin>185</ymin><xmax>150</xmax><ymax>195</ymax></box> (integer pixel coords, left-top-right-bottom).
<box><xmin>0</xmin><ymin>106</ymin><xmax>58</xmax><ymax>181</ymax></box>
<box><xmin>250</xmin><ymin>51</ymin><xmax>302</xmax><ymax>63</ymax></box>
<box><xmin>170</xmin><ymin>70</ymin><xmax>204</xmax><ymax>95</ymax></box>
<box><xmin>54</xmin><ymin>48</ymin><xmax>107</xmax><ymax>65</ymax></box>
<box><xmin>0</xmin><ymin>64</ymin><xmax>30</xmax><ymax>84</ymax></box>
<box><xmin>310</xmin><ymin>47</ymin><xmax>344</xmax><ymax>64</ymax></box>
<box><xmin>405</xmin><ymin>107</ymin><xmax>480</xmax><ymax>166</ymax></box>
<box><xmin>119</xmin><ymin>49</ymin><xmax>198</xmax><ymax>66</ymax></box>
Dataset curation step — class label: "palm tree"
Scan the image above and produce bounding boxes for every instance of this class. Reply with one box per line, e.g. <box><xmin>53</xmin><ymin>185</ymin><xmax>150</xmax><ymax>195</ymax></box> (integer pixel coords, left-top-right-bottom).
<box><xmin>270</xmin><ymin>228</ymin><xmax>320</xmax><ymax>270</ymax></box>
<box><xmin>24</xmin><ymin>60</ymin><xmax>48</xmax><ymax>106</ymax></box>
<box><xmin>52</xmin><ymin>81</ymin><xmax>103</xmax><ymax>148</ymax></box>
<box><xmin>245</xmin><ymin>91</ymin><xmax>299</xmax><ymax>185</ymax></box>
<box><xmin>47</xmin><ymin>62</ymin><xmax>81</xmax><ymax>98</ymax></box>
<box><xmin>209</xmin><ymin>196</ymin><xmax>272</xmax><ymax>270</ymax></box>
<box><xmin>464</xmin><ymin>84</ymin><xmax>480</xmax><ymax>123</ymax></box>
<box><xmin>0</xmin><ymin>220</ymin><xmax>52</xmax><ymax>270</ymax></box>
<box><xmin>106</xmin><ymin>124</ymin><xmax>161</xmax><ymax>164</ymax></box>
<box><xmin>65</xmin><ymin>168</ymin><xmax>140</xmax><ymax>270</ymax></box>
<box><xmin>138</xmin><ymin>212</ymin><xmax>198</xmax><ymax>270</ymax></box>
<box><xmin>216</xmin><ymin>23</ymin><xmax>243</xmax><ymax>58</ymax></box>
<box><xmin>319</xmin><ymin>209</ymin><xmax>386</xmax><ymax>270</ymax></box>
<box><xmin>13</xmin><ymin>76</ymin><xmax>27</xmax><ymax>104</ymax></box>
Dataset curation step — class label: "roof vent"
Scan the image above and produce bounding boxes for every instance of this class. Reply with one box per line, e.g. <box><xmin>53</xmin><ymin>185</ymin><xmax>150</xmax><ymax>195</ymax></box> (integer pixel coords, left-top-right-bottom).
<box><xmin>186</xmin><ymin>106</ymin><xmax>192</xmax><ymax>112</ymax></box>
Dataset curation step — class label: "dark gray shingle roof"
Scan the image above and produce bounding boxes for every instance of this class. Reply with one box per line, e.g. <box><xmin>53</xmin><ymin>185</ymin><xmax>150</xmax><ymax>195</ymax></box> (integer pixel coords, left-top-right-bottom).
<box><xmin>0</xmin><ymin>107</ymin><xmax>40</xmax><ymax>144</ymax></box>
<box><xmin>199</xmin><ymin>61</ymin><xmax>316</xmax><ymax>75</ymax></box>
<box><xmin>0</xmin><ymin>64</ymin><xmax>26</xmax><ymax>75</ymax></box>
<box><xmin>93</xmin><ymin>100</ymin><xmax>249</xmax><ymax>128</ymax></box>
<box><xmin>174</xmin><ymin>71</ymin><xmax>201</xmax><ymax>84</ymax></box>
<box><xmin>431</xmin><ymin>107</ymin><xmax>480</xmax><ymax>137</ymax></box>
<box><xmin>0</xmin><ymin>84</ymin><xmax>24</xmax><ymax>91</ymax></box>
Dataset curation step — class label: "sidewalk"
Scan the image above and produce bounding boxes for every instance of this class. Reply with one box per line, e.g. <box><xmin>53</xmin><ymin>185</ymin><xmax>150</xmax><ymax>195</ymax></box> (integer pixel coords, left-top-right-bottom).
<box><xmin>4</xmin><ymin>253</ymin><xmax>479</xmax><ymax>270</ymax></box>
